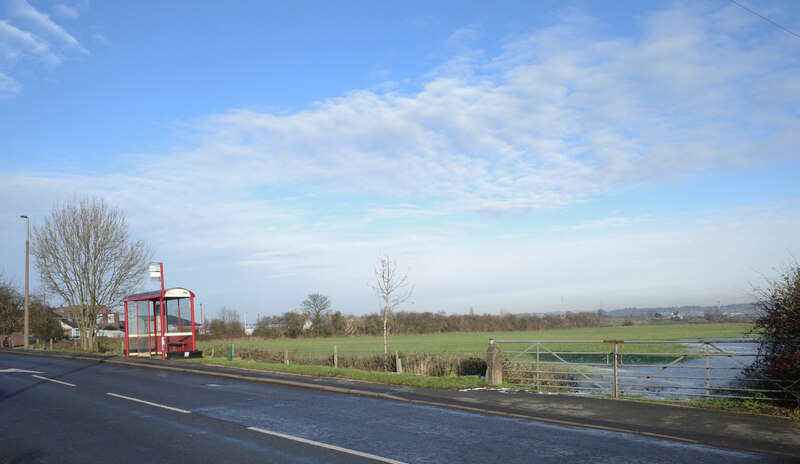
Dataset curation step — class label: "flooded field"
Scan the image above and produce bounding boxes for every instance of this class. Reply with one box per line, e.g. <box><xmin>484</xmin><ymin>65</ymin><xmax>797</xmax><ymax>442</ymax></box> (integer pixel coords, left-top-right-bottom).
<box><xmin>500</xmin><ymin>339</ymin><xmax>784</xmax><ymax>401</ymax></box>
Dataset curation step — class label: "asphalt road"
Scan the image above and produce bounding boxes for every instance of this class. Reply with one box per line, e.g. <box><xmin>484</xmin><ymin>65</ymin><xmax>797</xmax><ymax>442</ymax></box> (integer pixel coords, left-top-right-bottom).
<box><xmin>0</xmin><ymin>353</ymin><xmax>786</xmax><ymax>463</ymax></box>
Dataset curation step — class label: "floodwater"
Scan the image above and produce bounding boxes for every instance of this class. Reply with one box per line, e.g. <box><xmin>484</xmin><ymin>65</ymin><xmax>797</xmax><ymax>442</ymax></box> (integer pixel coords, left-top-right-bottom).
<box><xmin>570</xmin><ymin>340</ymin><xmax>762</xmax><ymax>399</ymax></box>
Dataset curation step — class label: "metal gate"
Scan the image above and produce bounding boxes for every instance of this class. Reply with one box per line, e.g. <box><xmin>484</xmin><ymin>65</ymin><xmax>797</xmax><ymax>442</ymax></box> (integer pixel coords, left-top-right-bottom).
<box><xmin>496</xmin><ymin>339</ymin><xmax>797</xmax><ymax>403</ymax></box>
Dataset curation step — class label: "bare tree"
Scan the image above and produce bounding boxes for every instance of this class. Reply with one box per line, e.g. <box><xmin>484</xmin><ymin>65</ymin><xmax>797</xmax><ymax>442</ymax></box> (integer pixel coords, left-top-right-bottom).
<box><xmin>299</xmin><ymin>293</ymin><xmax>331</xmax><ymax>333</ymax></box>
<box><xmin>371</xmin><ymin>255</ymin><xmax>413</xmax><ymax>355</ymax></box>
<box><xmin>344</xmin><ymin>314</ymin><xmax>362</xmax><ymax>336</ymax></box>
<box><xmin>209</xmin><ymin>307</ymin><xmax>243</xmax><ymax>336</ymax></box>
<box><xmin>31</xmin><ymin>196</ymin><xmax>152</xmax><ymax>350</ymax></box>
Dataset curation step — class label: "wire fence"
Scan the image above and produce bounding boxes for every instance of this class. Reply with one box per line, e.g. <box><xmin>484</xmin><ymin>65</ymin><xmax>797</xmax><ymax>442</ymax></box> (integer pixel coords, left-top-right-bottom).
<box><xmin>201</xmin><ymin>342</ymin><xmax>488</xmax><ymax>377</ymax></box>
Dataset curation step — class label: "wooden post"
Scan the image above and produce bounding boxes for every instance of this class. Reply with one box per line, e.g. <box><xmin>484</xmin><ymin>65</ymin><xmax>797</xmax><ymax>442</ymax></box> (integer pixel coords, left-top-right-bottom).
<box><xmin>395</xmin><ymin>350</ymin><xmax>403</xmax><ymax>374</ymax></box>
<box><xmin>49</xmin><ymin>338</ymin><xmax>53</xmax><ymax>351</ymax></box>
<box><xmin>284</xmin><ymin>349</ymin><xmax>289</xmax><ymax>364</ymax></box>
<box><xmin>334</xmin><ymin>345</ymin><xmax>338</xmax><ymax>368</ymax></box>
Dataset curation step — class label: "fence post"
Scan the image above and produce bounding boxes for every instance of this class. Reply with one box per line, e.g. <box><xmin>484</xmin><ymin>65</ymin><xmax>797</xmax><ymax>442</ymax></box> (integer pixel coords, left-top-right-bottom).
<box><xmin>227</xmin><ymin>345</ymin><xmax>233</xmax><ymax>361</ymax></box>
<box><xmin>284</xmin><ymin>349</ymin><xmax>289</xmax><ymax>364</ymax></box>
<box><xmin>486</xmin><ymin>339</ymin><xmax>503</xmax><ymax>386</ymax></box>
<box><xmin>395</xmin><ymin>350</ymin><xmax>403</xmax><ymax>374</ymax></box>
<box><xmin>613</xmin><ymin>343</ymin><xmax>619</xmax><ymax>398</ymax></box>
<box><xmin>334</xmin><ymin>345</ymin><xmax>338</xmax><ymax>368</ymax></box>
<box><xmin>705</xmin><ymin>342</ymin><xmax>710</xmax><ymax>398</ymax></box>
<box><xmin>536</xmin><ymin>342</ymin><xmax>540</xmax><ymax>390</ymax></box>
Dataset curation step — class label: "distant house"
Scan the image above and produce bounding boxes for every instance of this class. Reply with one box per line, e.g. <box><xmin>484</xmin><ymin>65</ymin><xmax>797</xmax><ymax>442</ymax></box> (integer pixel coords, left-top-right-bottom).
<box><xmin>96</xmin><ymin>311</ymin><xmax>121</xmax><ymax>329</ymax></box>
<box><xmin>59</xmin><ymin>319</ymin><xmax>79</xmax><ymax>339</ymax></box>
<box><xmin>51</xmin><ymin>306</ymin><xmax>122</xmax><ymax>330</ymax></box>
<box><xmin>50</xmin><ymin>305</ymin><xmax>122</xmax><ymax>340</ymax></box>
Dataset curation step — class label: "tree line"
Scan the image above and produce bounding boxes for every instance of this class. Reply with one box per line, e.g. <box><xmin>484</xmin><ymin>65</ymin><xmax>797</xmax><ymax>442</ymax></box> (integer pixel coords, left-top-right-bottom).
<box><xmin>203</xmin><ymin>306</ymin><xmax>607</xmax><ymax>339</ymax></box>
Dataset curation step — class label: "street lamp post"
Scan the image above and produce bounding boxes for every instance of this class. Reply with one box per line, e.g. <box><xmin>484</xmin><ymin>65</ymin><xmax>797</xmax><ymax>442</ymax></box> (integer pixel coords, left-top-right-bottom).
<box><xmin>20</xmin><ymin>215</ymin><xmax>29</xmax><ymax>349</ymax></box>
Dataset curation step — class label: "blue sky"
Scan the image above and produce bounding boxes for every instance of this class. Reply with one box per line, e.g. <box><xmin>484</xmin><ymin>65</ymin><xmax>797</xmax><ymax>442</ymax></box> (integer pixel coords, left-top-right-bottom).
<box><xmin>1</xmin><ymin>0</ymin><xmax>799</xmax><ymax>319</ymax></box>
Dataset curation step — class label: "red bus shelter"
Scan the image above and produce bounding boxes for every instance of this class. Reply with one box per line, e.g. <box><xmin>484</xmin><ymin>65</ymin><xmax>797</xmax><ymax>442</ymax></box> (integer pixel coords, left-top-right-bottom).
<box><xmin>122</xmin><ymin>287</ymin><xmax>201</xmax><ymax>359</ymax></box>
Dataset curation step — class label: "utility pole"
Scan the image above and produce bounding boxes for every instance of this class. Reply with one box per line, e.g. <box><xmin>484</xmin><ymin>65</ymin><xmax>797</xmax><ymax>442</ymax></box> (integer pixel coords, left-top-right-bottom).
<box><xmin>20</xmin><ymin>215</ymin><xmax>29</xmax><ymax>349</ymax></box>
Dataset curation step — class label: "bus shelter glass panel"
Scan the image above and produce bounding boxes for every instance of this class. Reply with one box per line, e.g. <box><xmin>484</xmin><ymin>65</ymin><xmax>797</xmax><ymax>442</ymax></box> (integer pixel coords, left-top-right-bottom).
<box><xmin>163</xmin><ymin>297</ymin><xmax>193</xmax><ymax>353</ymax></box>
<box><xmin>126</xmin><ymin>300</ymin><xmax>157</xmax><ymax>357</ymax></box>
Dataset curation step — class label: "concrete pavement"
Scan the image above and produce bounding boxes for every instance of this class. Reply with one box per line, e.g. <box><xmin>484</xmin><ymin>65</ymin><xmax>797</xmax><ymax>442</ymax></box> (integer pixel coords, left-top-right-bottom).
<box><xmin>5</xmin><ymin>349</ymin><xmax>799</xmax><ymax>460</ymax></box>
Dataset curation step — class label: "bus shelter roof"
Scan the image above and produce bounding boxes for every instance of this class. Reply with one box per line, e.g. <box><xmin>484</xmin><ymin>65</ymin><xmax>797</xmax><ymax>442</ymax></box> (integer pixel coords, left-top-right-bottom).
<box><xmin>122</xmin><ymin>287</ymin><xmax>195</xmax><ymax>302</ymax></box>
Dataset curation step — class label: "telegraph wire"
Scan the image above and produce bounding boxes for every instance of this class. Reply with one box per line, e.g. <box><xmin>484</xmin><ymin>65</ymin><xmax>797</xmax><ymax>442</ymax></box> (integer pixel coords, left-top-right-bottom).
<box><xmin>729</xmin><ymin>0</ymin><xmax>800</xmax><ymax>39</ymax></box>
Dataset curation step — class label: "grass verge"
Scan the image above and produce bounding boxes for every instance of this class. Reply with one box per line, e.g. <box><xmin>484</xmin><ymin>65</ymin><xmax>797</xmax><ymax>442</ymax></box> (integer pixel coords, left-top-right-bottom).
<box><xmin>687</xmin><ymin>397</ymin><xmax>800</xmax><ymax>419</ymax></box>
<box><xmin>183</xmin><ymin>357</ymin><xmax>486</xmax><ymax>390</ymax></box>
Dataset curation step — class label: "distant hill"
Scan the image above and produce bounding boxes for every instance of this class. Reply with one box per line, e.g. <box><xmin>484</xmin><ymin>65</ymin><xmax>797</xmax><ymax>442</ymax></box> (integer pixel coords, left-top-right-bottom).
<box><xmin>607</xmin><ymin>303</ymin><xmax>756</xmax><ymax>318</ymax></box>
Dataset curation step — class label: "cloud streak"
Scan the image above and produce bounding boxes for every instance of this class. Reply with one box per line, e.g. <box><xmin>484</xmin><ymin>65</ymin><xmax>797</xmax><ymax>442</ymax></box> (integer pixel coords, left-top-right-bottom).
<box><xmin>0</xmin><ymin>0</ymin><xmax>86</xmax><ymax>97</ymax></box>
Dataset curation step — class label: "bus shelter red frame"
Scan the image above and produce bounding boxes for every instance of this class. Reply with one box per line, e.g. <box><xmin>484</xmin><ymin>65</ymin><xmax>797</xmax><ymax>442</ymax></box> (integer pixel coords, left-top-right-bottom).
<box><xmin>122</xmin><ymin>287</ymin><xmax>200</xmax><ymax>360</ymax></box>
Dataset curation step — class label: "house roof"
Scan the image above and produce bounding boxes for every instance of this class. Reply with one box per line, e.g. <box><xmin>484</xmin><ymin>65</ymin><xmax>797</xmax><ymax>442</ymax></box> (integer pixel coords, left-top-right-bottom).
<box><xmin>60</xmin><ymin>319</ymin><xmax>78</xmax><ymax>329</ymax></box>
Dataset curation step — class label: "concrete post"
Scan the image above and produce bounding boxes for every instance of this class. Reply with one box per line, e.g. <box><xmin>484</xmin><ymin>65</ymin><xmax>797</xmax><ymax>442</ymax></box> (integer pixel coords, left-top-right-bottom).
<box><xmin>486</xmin><ymin>339</ymin><xmax>503</xmax><ymax>386</ymax></box>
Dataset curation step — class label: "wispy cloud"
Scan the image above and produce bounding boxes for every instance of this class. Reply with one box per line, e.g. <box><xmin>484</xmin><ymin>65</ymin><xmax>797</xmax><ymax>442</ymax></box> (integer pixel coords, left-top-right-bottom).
<box><xmin>0</xmin><ymin>71</ymin><xmax>21</xmax><ymax>98</ymax></box>
<box><xmin>0</xmin><ymin>19</ymin><xmax>56</xmax><ymax>65</ymax></box>
<box><xmin>53</xmin><ymin>3</ymin><xmax>80</xmax><ymax>20</ymax></box>
<box><xmin>143</xmin><ymin>4</ymin><xmax>797</xmax><ymax>219</ymax></box>
<box><xmin>0</xmin><ymin>0</ymin><xmax>86</xmax><ymax>97</ymax></box>
<box><xmin>8</xmin><ymin>0</ymin><xmax>85</xmax><ymax>53</ymax></box>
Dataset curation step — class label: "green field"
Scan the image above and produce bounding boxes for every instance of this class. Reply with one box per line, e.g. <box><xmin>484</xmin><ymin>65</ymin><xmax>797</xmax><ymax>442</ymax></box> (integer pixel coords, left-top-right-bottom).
<box><xmin>198</xmin><ymin>322</ymin><xmax>754</xmax><ymax>358</ymax></box>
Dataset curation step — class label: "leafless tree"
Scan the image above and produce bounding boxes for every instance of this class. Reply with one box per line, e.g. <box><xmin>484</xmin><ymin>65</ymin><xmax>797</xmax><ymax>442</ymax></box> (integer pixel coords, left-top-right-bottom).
<box><xmin>209</xmin><ymin>307</ymin><xmax>243</xmax><ymax>336</ymax></box>
<box><xmin>299</xmin><ymin>293</ymin><xmax>331</xmax><ymax>333</ymax></box>
<box><xmin>371</xmin><ymin>254</ymin><xmax>413</xmax><ymax>355</ymax></box>
<box><xmin>344</xmin><ymin>314</ymin><xmax>362</xmax><ymax>336</ymax></box>
<box><xmin>31</xmin><ymin>196</ymin><xmax>152</xmax><ymax>350</ymax></box>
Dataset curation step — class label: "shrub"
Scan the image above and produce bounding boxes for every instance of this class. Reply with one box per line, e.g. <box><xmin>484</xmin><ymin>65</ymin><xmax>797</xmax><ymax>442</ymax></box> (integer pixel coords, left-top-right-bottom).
<box><xmin>216</xmin><ymin>346</ymin><xmax>487</xmax><ymax>377</ymax></box>
<box><xmin>749</xmin><ymin>262</ymin><xmax>800</xmax><ymax>405</ymax></box>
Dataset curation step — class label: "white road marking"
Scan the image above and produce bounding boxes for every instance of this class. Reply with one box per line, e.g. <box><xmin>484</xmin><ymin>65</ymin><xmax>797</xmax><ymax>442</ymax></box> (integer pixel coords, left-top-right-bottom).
<box><xmin>247</xmin><ymin>427</ymin><xmax>408</xmax><ymax>464</ymax></box>
<box><xmin>106</xmin><ymin>393</ymin><xmax>192</xmax><ymax>414</ymax></box>
<box><xmin>0</xmin><ymin>368</ymin><xmax>43</xmax><ymax>374</ymax></box>
<box><xmin>32</xmin><ymin>375</ymin><xmax>76</xmax><ymax>387</ymax></box>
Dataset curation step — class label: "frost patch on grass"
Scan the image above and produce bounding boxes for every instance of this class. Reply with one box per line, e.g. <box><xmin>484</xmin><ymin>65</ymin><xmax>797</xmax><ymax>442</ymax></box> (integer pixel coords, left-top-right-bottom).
<box><xmin>458</xmin><ymin>387</ymin><xmax>557</xmax><ymax>395</ymax></box>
